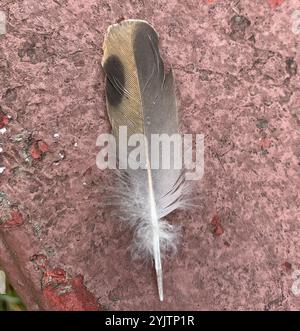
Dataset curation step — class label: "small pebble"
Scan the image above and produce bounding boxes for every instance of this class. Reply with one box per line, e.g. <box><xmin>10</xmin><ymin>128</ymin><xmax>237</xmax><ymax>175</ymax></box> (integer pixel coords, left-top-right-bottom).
<box><xmin>59</xmin><ymin>151</ymin><xmax>65</xmax><ymax>159</ymax></box>
<box><xmin>0</xmin><ymin>166</ymin><xmax>5</xmax><ymax>174</ymax></box>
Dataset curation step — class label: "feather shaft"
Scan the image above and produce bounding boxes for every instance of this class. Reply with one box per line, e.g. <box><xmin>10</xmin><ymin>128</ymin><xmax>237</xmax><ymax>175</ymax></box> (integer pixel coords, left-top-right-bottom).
<box><xmin>146</xmin><ymin>158</ymin><xmax>163</xmax><ymax>301</ymax></box>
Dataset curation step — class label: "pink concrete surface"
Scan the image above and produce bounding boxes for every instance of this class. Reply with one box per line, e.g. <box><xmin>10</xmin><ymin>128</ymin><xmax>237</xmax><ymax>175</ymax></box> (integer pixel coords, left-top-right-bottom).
<box><xmin>0</xmin><ymin>0</ymin><xmax>300</xmax><ymax>310</ymax></box>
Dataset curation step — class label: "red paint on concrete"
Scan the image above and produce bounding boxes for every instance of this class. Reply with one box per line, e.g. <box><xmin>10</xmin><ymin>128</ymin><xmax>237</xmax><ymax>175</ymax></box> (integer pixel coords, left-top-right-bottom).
<box><xmin>29</xmin><ymin>141</ymin><xmax>49</xmax><ymax>160</ymax></box>
<box><xmin>0</xmin><ymin>210</ymin><xmax>24</xmax><ymax>228</ymax></box>
<box><xmin>267</xmin><ymin>0</ymin><xmax>285</xmax><ymax>8</ymax></box>
<box><xmin>42</xmin><ymin>268</ymin><xmax>99</xmax><ymax>311</ymax></box>
<box><xmin>0</xmin><ymin>110</ymin><xmax>9</xmax><ymax>129</ymax></box>
<box><xmin>29</xmin><ymin>254</ymin><xmax>100</xmax><ymax>311</ymax></box>
<box><xmin>259</xmin><ymin>137</ymin><xmax>272</xmax><ymax>150</ymax></box>
<box><xmin>42</xmin><ymin>268</ymin><xmax>67</xmax><ymax>287</ymax></box>
<box><xmin>42</xmin><ymin>276</ymin><xmax>99</xmax><ymax>311</ymax></box>
<box><xmin>211</xmin><ymin>215</ymin><xmax>224</xmax><ymax>237</ymax></box>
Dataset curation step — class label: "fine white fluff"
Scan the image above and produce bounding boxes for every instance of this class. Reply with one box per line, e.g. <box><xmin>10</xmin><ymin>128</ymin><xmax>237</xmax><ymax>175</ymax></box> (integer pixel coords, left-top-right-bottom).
<box><xmin>107</xmin><ymin>169</ymin><xmax>192</xmax><ymax>260</ymax></box>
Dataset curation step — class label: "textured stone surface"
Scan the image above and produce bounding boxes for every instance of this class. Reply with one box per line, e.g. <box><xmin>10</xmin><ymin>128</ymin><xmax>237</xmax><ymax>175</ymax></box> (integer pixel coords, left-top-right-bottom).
<box><xmin>0</xmin><ymin>0</ymin><xmax>300</xmax><ymax>310</ymax></box>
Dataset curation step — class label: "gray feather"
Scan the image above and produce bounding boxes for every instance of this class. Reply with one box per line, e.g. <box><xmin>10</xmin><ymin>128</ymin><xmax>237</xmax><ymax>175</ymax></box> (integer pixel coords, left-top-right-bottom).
<box><xmin>102</xmin><ymin>19</ymin><xmax>189</xmax><ymax>301</ymax></box>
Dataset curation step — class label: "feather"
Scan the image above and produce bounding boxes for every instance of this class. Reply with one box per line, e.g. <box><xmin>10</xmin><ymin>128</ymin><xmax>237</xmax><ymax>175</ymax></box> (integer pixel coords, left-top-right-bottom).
<box><xmin>102</xmin><ymin>19</ymin><xmax>187</xmax><ymax>301</ymax></box>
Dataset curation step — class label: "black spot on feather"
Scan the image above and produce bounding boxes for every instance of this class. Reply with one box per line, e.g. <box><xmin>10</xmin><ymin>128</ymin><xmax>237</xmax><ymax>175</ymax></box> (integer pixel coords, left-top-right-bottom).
<box><xmin>103</xmin><ymin>55</ymin><xmax>125</xmax><ymax>106</ymax></box>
